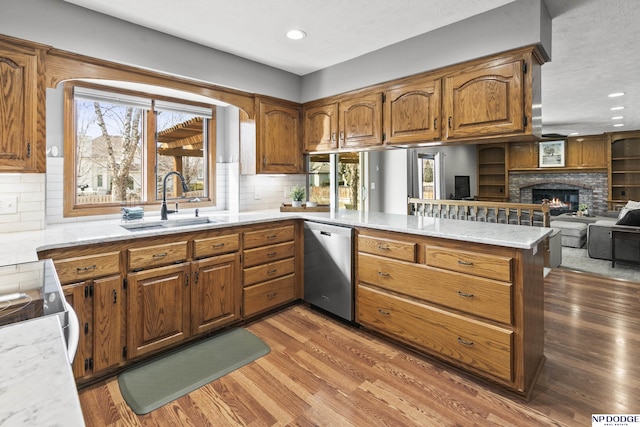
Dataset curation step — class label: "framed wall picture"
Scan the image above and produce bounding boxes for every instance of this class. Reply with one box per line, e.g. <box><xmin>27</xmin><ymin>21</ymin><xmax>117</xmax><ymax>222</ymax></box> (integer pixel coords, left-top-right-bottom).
<box><xmin>539</xmin><ymin>140</ymin><xmax>565</xmax><ymax>167</ymax></box>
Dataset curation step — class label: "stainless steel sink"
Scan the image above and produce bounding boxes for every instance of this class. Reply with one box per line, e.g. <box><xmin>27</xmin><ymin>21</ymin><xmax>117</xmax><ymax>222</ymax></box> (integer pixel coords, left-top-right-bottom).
<box><xmin>120</xmin><ymin>216</ymin><xmax>219</xmax><ymax>232</ymax></box>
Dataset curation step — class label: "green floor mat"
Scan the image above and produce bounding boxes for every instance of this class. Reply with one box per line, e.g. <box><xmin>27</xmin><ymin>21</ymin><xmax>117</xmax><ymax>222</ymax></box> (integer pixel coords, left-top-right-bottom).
<box><xmin>118</xmin><ymin>328</ymin><xmax>270</xmax><ymax>415</ymax></box>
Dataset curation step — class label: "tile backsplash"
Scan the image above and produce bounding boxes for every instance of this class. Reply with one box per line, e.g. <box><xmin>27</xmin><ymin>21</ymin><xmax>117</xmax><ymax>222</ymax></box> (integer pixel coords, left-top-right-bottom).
<box><xmin>0</xmin><ymin>173</ymin><xmax>45</xmax><ymax>233</ymax></box>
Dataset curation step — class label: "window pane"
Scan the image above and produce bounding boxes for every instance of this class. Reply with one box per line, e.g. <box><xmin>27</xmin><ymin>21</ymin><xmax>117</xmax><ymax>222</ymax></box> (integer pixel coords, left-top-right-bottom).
<box><xmin>338</xmin><ymin>152</ymin><xmax>360</xmax><ymax>210</ymax></box>
<box><xmin>156</xmin><ymin>111</ymin><xmax>207</xmax><ymax>201</ymax></box>
<box><xmin>75</xmin><ymin>99</ymin><xmax>143</xmax><ymax>205</ymax></box>
<box><xmin>308</xmin><ymin>154</ymin><xmax>331</xmax><ymax>205</ymax></box>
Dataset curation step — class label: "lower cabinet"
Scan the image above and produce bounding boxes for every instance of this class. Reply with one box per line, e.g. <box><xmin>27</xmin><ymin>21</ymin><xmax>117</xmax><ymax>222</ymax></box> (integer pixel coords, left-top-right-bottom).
<box><xmin>190</xmin><ymin>253</ymin><xmax>241</xmax><ymax>336</ymax></box>
<box><xmin>355</xmin><ymin>228</ymin><xmax>544</xmax><ymax>397</ymax></box>
<box><xmin>127</xmin><ymin>263</ymin><xmax>191</xmax><ymax>359</ymax></box>
<box><xmin>64</xmin><ymin>275</ymin><xmax>126</xmax><ymax>381</ymax></box>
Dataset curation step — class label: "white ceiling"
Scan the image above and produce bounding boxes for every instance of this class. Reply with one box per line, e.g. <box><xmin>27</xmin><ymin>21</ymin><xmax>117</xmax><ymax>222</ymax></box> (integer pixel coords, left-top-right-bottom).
<box><xmin>64</xmin><ymin>0</ymin><xmax>640</xmax><ymax>138</ymax></box>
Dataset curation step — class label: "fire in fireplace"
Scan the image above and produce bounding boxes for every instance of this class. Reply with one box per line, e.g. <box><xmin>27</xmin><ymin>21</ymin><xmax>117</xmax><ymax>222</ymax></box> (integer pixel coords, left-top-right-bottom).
<box><xmin>532</xmin><ymin>189</ymin><xmax>579</xmax><ymax>215</ymax></box>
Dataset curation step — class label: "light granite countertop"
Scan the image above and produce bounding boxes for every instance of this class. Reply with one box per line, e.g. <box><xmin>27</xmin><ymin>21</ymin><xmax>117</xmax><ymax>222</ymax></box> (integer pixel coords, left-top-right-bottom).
<box><xmin>0</xmin><ymin>315</ymin><xmax>85</xmax><ymax>427</ymax></box>
<box><xmin>0</xmin><ymin>209</ymin><xmax>551</xmax><ymax>266</ymax></box>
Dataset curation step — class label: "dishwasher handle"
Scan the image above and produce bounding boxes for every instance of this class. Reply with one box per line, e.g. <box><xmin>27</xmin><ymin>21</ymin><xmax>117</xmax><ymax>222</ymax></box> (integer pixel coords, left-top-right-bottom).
<box><xmin>320</xmin><ymin>231</ymin><xmax>332</xmax><ymax>237</ymax></box>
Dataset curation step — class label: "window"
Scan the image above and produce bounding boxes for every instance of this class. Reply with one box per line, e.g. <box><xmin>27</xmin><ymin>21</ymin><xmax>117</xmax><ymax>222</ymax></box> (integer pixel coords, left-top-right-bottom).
<box><xmin>64</xmin><ymin>83</ymin><xmax>215</xmax><ymax>217</ymax></box>
<box><xmin>307</xmin><ymin>152</ymin><xmax>367</xmax><ymax>211</ymax></box>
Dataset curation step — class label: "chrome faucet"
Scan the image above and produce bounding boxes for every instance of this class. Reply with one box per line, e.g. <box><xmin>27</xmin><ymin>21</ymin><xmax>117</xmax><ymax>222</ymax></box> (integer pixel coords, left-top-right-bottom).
<box><xmin>160</xmin><ymin>171</ymin><xmax>189</xmax><ymax>220</ymax></box>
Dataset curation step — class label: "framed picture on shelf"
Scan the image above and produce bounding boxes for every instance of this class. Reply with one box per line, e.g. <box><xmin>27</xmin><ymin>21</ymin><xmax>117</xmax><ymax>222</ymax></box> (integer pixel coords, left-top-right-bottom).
<box><xmin>539</xmin><ymin>140</ymin><xmax>565</xmax><ymax>167</ymax></box>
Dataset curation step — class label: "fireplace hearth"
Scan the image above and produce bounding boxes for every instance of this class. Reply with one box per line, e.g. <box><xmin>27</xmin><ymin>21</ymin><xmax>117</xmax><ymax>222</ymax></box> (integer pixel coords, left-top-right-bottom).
<box><xmin>532</xmin><ymin>188</ymin><xmax>579</xmax><ymax>215</ymax></box>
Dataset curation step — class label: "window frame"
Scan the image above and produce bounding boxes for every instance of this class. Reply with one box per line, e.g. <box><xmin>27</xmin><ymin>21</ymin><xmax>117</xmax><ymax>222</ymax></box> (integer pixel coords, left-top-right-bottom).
<box><xmin>63</xmin><ymin>82</ymin><xmax>216</xmax><ymax>217</ymax></box>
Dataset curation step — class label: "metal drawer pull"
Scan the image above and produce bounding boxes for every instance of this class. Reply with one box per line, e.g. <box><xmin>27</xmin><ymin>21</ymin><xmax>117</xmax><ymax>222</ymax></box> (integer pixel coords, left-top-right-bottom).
<box><xmin>377</xmin><ymin>309</ymin><xmax>390</xmax><ymax>316</ymax></box>
<box><xmin>266</xmin><ymin>235</ymin><xmax>277</xmax><ymax>240</ymax></box>
<box><xmin>77</xmin><ymin>265</ymin><xmax>96</xmax><ymax>272</ymax></box>
<box><xmin>457</xmin><ymin>260</ymin><xmax>473</xmax><ymax>266</ymax></box>
<box><xmin>152</xmin><ymin>253</ymin><xmax>167</xmax><ymax>258</ymax></box>
<box><xmin>267</xmin><ymin>292</ymin><xmax>278</xmax><ymax>299</ymax></box>
<box><xmin>457</xmin><ymin>291</ymin><xmax>474</xmax><ymax>298</ymax></box>
<box><xmin>457</xmin><ymin>337</ymin><xmax>474</xmax><ymax>346</ymax></box>
<box><xmin>378</xmin><ymin>271</ymin><xmax>390</xmax><ymax>277</ymax></box>
<box><xmin>267</xmin><ymin>269</ymin><xmax>278</xmax><ymax>275</ymax></box>
<box><xmin>377</xmin><ymin>245</ymin><xmax>390</xmax><ymax>251</ymax></box>
<box><xmin>267</xmin><ymin>252</ymin><xmax>277</xmax><ymax>257</ymax></box>
<box><xmin>212</xmin><ymin>243</ymin><xmax>225</xmax><ymax>248</ymax></box>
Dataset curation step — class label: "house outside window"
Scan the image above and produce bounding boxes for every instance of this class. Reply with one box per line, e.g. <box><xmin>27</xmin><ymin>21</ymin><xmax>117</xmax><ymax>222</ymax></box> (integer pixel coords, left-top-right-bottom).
<box><xmin>64</xmin><ymin>83</ymin><xmax>215</xmax><ymax>217</ymax></box>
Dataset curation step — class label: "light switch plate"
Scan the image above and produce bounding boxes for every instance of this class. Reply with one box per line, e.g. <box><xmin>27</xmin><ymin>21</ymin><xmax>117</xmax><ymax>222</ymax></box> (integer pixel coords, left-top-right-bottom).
<box><xmin>0</xmin><ymin>196</ymin><xmax>18</xmax><ymax>215</ymax></box>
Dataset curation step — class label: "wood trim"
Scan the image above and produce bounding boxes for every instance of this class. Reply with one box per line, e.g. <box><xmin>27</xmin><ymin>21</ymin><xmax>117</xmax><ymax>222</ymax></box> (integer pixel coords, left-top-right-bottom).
<box><xmin>45</xmin><ymin>48</ymin><xmax>256</xmax><ymax>118</ymax></box>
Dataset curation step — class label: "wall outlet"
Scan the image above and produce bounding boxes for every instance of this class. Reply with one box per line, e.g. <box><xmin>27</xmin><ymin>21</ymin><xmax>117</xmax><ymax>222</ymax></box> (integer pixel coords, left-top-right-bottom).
<box><xmin>0</xmin><ymin>196</ymin><xmax>18</xmax><ymax>215</ymax></box>
<box><xmin>284</xmin><ymin>187</ymin><xmax>291</xmax><ymax>198</ymax></box>
<box><xmin>254</xmin><ymin>190</ymin><xmax>261</xmax><ymax>200</ymax></box>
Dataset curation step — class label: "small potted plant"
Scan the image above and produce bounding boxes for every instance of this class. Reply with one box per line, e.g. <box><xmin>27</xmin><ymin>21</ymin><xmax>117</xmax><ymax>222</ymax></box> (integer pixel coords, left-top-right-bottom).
<box><xmin>290</xmin><ymin>185</ymin><xmax>305</xmax><ymax>208</ymax></box>
<box><xmin>578</xmin><ymin>204</ymin><xmax>589</xmax><ymax>217</ymax></box>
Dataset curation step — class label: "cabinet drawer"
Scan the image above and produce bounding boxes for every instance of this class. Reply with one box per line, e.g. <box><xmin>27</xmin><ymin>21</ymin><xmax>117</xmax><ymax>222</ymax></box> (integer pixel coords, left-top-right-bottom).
<box><xmin>358</xmin><ymin>235</ymin><xmax>416</xmax><ymax>262</ymax></box>
<box><xmin>358</xmin><ymin>253</ymin><xmax>512</xmax><ymax>324</ymax></box>
<box><xmin>243</xmin><ymin>274</ymin><xmax>296</xmax><ymax>317</ymax></box>
<box><xmin>357</xmin><ymin>285</ymin><xmax>513</xmax><ymax>382</ymax></box>
<box><xmin>243</xmin><ymin>225</ymin><xmax>295</xmax><ymax>249</ymax></box>
<box><xmin>243</xmin><ymin>258</ymin><xmax>295</xmax><ymax>287</ymax></box>
<box><xmin>192</xmin><ymin>234</ymin><xmax>240</xmax><ymax>259</ymax></box>
<box><xmin>128</xmin><ymin>241</ymin><xmax>188</xmax><ymax>271</ymax></box>
<box><xmin>425</xmin><ymin>246</ymin><xmax>512</xmax><ymax>282</ymax></box>
<box><xmin>243</xmin><ymin>241</ymin><xmax>295</xmax><ymax>268</ymax></box>
<box><xmin>54</xmin><ymin>252</ymin><xmax>120</xmax><ymax>284</ymax></box>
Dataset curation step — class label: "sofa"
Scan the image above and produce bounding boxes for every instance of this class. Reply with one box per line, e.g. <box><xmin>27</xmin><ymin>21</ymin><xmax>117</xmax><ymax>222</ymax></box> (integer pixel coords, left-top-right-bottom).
<box><xmin>587</xmin><ymin>201</ymin><xmax>640</xmax><ymax>261</ymax></box>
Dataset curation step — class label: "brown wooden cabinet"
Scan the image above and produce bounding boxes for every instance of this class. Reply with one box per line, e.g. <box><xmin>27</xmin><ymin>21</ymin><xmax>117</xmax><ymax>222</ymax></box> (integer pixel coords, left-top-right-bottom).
<box><xmin>338</xmin><ymin>92</ymin><xmax>383</xmax><ymax>149</ymax></box>
<box><xmin>303</xmin><ymin>102</ymin><xmax>338</xmax><ymax>152</ymax></box>
<box><xmin>0</xmin><ymin>38</ymin><xmax>45</xmax><ymax>172</ymax></box>
<box><xmin>565</xmin><ymin>135</ymin><xmax>607</xmax><ymax>169</ymax></box>
<box><xmin>190</xmin><ymin>253</ymin><xmax>240</xmax><ymax>335</ymax></box>
<box><xmin>64</xmin><ymin>276</ymin><xmax>125</xmax><ymax>381</ymax></box>
<box><xmin>49</xmin><ymin>251</ymin><xmax>125</xmax><ymax>382</ymax></box>
<box><xmin>242</xmin><ymin>222</ymin><xmax>299</xmax><ymax>317</ymax></box>
<box><xmin>384</xmin><ymin>78</ymin><xmax>441</xmax><ymax>145</ymax></box>
<box><xmin>508</xmin><ymin>141</ymin><xmax>538</xmax><ymax>170</ymax></box>
<box><xmin>608</xmin><ymin>130</ymin><xmax>640</xmax><ymax>207</ymax></box>
<box><xmin>127</xmin><ymin>263</ymin><xmax>191</xmax><ymax>359</ymax></box>
<box><xmin>256</xmin><ymin>98</ymin><xmax>303</xmax><ymax>173</ymax></box>
<box><xmin>477</xmin><ymin>143</ymin><xmax>508</xmax><ymax>201</ymax></box>
<box><xmin>444</xmin><ymin>57</ymin><xmax>525</xmax><ymax>140</ymax></box>
<box><xmin>355</xmin><ymin>228</ymin><xmax>544</xmax><ymax>397</ymax></box>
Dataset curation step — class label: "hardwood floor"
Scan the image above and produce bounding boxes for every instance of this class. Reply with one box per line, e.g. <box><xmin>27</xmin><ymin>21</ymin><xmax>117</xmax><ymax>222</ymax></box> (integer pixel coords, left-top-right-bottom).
<box><xmin>78</xmin><ymin>268</ymin><xmax>640</xmax><ymax>426</ymax></box>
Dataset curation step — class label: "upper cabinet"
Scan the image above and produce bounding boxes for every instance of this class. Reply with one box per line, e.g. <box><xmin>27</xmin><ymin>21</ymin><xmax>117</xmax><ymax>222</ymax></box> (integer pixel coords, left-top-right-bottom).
<box><xmin>444</xmin><ymin>57</ymin><xmax>525</xmax><ymax>140</ymax></box>
<box><xmin>0</xmin><ymin>38</ymin><xmax>46</xmax><ymax>173</ymax></box>
<box><xmin>303</xmin><ymin>102</ymin><xmax>338</xmax><ymax>152</ymax></box>
<box><xmin>565</xmin><ymin>135</ymin><xmax>607</xmax><ymax>169</ymax></box>
<box><xmin>384</xmin><ymin>78</ymin><xmax>441</xmax><ymax>145</ymax></box>
<box><xmin>338</xmin><ymin>92</ymin><xmax>383</xmax><ymax>149</ymax></box>
<box><xmin>256</xmin><ymin>97</ymin><xmax>304</xmax><ymax>173</ymax></box>
<box><xmin>303</xmin><ymin>46</ymin><xmax>544</xmax><ymax>152</ymax></box>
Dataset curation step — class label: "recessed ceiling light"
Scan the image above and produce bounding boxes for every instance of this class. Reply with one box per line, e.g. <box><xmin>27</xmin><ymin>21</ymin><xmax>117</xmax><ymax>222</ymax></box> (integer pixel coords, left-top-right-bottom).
<box><xmin>613</xmin><ymin>123</ymin><xmax>625</xmax><ymax>127</ymax></box>
<box><xmin>608</xmin><ymin>92</ymin><xmax>625</xmax><ymax>98</ymax></box>
<box><xmin>611</xmin><ymin>106</ymin><xmax>625</xmax><ymax>111</ymax></box>
<box><xmin>569</xmin><ymin>132</ymin><xmax>579</xmax><ymax>136</ymax></box>
<box><xmin>286</xmin><ymin>29</ymin><xmax>307</xmax><ymax>40</ymax></box>
<box><xmin>612</xmin><ymin>116</ymin><xmax>624</xmax><ymax>120</ymax></box>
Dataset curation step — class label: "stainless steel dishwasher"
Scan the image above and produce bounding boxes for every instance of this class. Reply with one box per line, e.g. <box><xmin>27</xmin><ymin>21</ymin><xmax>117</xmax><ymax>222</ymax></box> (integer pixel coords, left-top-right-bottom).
<box><xmin>303</xmin><ymin>221</ymin><xmax>354</xmax><ymax>321</ymax></box>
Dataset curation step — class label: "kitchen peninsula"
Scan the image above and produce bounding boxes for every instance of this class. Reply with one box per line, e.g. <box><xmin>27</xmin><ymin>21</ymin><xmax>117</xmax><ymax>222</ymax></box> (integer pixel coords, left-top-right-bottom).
<box><xmin>3</xmin><ymin>210</ymin><xmax>550</xmax><ymax>398</ymax></box>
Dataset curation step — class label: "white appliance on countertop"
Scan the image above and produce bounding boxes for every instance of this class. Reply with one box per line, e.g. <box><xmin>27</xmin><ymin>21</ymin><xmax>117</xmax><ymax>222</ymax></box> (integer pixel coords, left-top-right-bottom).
<box><xmin>0</xmin><ymin>259</ymin><xmax>78</xmax><ymax>362</ymax></box>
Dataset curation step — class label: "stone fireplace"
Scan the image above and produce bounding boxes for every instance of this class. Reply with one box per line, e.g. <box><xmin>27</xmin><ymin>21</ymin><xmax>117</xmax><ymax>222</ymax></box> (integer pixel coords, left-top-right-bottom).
<box><xmin>509</xmin><ymin>172</ymin><xmax>608</xmax><ymax>215</ymax></box>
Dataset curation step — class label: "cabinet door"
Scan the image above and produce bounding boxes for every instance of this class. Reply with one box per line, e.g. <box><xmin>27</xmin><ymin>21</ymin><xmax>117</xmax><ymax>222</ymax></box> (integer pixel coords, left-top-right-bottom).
<box><xmin>384</xmin><ymin>79</ymin><xmax>441</xmax><ymax>144</ymax></box>
<box><xmin>127</xmin><ymin>263</ymin><xmax>190</xmax><ymax>358</ymax></box>
<box><xmin>303</xmin><ymin>103</ymin><xmax>338</xmax><ymax>152</ymax></box>
<box><xmin>444</xmin><ymin>59</ymin><xmax>524</xmax><ymax>139</ymax></box>
<box><xmin>64</xmin><ymin>282</ymin><xmax>92</xmax><ymax>380</ymax></box>
<box><xmin>64</xmin><ymin>275</ymin><xmax>124</xmax><ymax>381</ymax></box>
<box><xmin>0</xmin><ymin>46</ymin><xmax>39</xmax><ymax>172</ymax></box>
<box><xmin>508</xmin><ymin>141</ymin><xmax>538</xmax><ymax>169</ymax></box>
<box><xmin>92</xmin><ymin>275</ymin><xmax>125</xmax><ymax>373</ymax></box>
<box><xmin>566</xmin><ymin>135</ymin><xmax>607</xmax><ymax>168</ymax></box>
<box><xmin>257</xmin><ymin>99</ymin><xmax>303</xmax><ymax>173</ymax></box>
<box><xmin>339</xmin><ymin>92</ymin><xmax>383</xmax><ymax>149</ymax></box>
<box><xmin>191</xmin><ymin>253</ymin><xmax>240</xmax><ymax>336</ymax></box>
